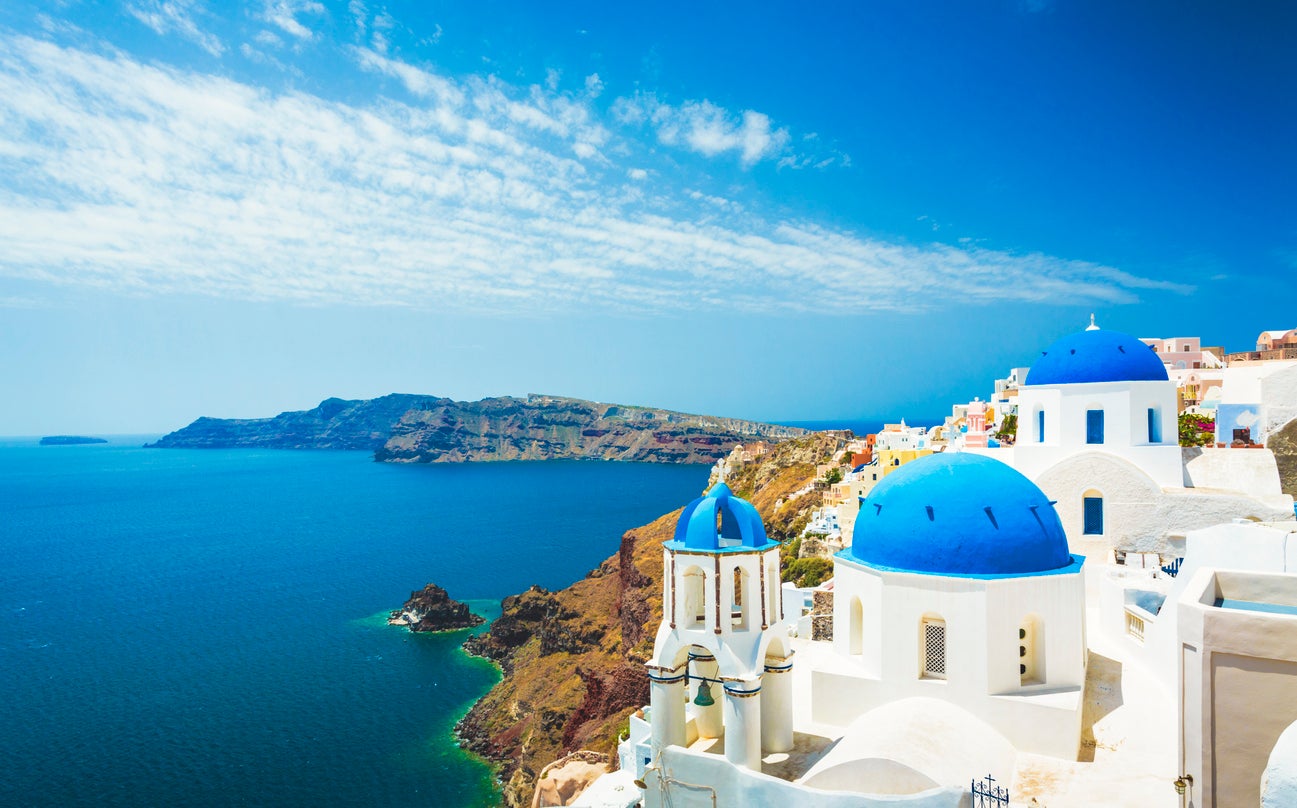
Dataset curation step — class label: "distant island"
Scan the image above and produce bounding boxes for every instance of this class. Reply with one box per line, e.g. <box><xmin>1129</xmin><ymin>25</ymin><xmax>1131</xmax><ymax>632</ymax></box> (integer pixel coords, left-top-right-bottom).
<box><xmin>40</xmin><ymin>436</ymin><xmax>108</xmax><ymax>446</ymax></box>
<box><xmin>147</xmin><ymin>393</ymin><xmax>808</xmax><ymax>464</ymax></box>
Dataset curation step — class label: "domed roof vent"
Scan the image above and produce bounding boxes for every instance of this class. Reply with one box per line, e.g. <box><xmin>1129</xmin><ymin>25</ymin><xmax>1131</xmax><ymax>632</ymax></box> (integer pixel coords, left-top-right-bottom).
<box><xmin>1025</xmin><ymin>323</ymin><xmax>1168</xmax><ymax>386</ymax></box>
<box><xmin>843</xmin><ymin>453</ymin><xmax>1074</xmax><ymax>577</ymax></box>
<box><xmin>669</xmin><ymin>482</ymin><xmax>772</xmax><ymax>552</ymax></box>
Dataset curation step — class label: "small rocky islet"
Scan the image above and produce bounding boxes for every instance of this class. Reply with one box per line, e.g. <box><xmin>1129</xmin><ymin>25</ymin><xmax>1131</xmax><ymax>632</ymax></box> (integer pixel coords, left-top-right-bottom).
<box><xmin>388</xmin><ymin>583</ymin><xmax>485</xmax><ymax>633</ymax></box>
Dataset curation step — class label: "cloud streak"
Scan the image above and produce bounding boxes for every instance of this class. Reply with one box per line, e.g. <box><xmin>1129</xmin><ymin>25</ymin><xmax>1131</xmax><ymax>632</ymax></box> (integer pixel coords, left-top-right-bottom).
<box><xmin>127</xmin><ymin>0</ymin><xmax>225</xmax><ymax>56</ymax></box>
<box><xmin>0</xmin><ymin>35</ymin><xmax>1186</xmax><ymax>316</ymax></box>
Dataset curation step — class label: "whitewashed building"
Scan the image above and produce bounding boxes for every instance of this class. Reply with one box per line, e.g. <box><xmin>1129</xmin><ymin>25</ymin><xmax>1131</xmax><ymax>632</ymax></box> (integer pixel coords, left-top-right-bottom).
<box><xmin>966</xmin><ymin>321</ymin><xmax>1293</xmax><ymax>555</ymax></box>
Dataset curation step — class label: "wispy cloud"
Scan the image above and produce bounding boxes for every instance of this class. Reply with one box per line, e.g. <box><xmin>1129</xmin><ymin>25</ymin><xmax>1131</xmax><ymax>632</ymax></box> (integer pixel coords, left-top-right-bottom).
<box><xmin>612</xmin><ymin>92</ymin><xmax>792</xmax><ymax>167</ymax></box>
<box><xmin>127</xmin><ymin>0</ymin><xmax>225</xmax><ymax>56</ymax></box>
<box><xmin>260</xmin><ymin>0</ymin><xmax>325</xmax><ymax>41</ymax></box>
<box><xmin>0</xmin><ymin>35</ymin><xmax>1185</xmax><ymax>315</ymax></box>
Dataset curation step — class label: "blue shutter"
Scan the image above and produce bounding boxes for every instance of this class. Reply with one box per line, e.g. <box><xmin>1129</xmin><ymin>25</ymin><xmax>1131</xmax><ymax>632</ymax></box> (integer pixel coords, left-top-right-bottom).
<box><xmin>1083</xmin><ymin>497</ymin><xmax>1103</xmax><ymax>535</ymax></box>
<box><xmin>1086</xmin><ymin>410</ymin><xmax>1104</xmax><ymax>444</ymax></box>
<box><xmin>1147</xmin><ymin>407</ymin><xmax>1160</xmax><ymax>443</ymax></box>
<box><xmin>1037</xmin><ymin>409</ymin><xmax>1045</xmax><ymax>443</ymax></box>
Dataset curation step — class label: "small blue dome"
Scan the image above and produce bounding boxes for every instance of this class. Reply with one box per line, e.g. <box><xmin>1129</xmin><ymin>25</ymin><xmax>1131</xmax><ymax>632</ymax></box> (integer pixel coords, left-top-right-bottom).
<box><xmin>843</xmin><ymin>453</ymin><xmax>1073</xmax><ymax>577</ymax></box>
<box><xmin>669</xmin><ymin>482</ymin><xmax>771</xmax><ymax>552</ymax></box>
<box><xmin>1026</xmin><ymin>328</ymin><xmax>1168</xmax><ymax>385</ymax></box>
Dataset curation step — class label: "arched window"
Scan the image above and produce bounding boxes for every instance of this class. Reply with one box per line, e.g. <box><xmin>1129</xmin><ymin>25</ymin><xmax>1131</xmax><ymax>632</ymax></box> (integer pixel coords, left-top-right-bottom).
<box><xmin>681</xmin><ymin>566</ymin><xmax>706</xmax><ymax>629</ymax></box>
<box><xmin>1036</xmin><ymin>408</ymin><xmax>1045</xmax><ymax>443</ymax></box>
<box><xmin>849</xmin><ymin>597</ymin><xmax>863</xmax><ymax>656</ymax></box>
<box><xmin>1147</xmin><ymin>407</ymin><xmax>1162</xmax><ymax>444</ymax></box>
<box><xmin>920</xmin><ymin>615</ymin><xmax>947</xmax><ymax>680</ymax></box>
<box><xmin>1086</xmin><ymin>409</ymin><xmax>1105</xmax><ymax>444</ymax></box>
<box><xmin>1020</xmin><ymin>616</ymin><xmax>1045</xmax><ymax>686</ymax></box>
<box><xmin>731</xmin><ymin>566</ymin><xmax>749</xmax><ymax>631</ymax></box>
<box><xmin>1082</xmin><ymin>491</ymin><xmax>1103</xmax><ymax>535</ymax></box>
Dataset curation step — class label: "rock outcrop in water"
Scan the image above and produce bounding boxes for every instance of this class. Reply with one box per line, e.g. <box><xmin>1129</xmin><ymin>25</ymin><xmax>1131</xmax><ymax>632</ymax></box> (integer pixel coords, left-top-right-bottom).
<box><xmin>148</xmin><ymin>393</ymin><xmax>806</xmax><ymax>463</ymax></box>
<box><xmin>389</xmin><ymin>584</ymin><xmax>485</xmax><ymax>632</ymax></box>
<box><xmin>454</xmin><ymin>432</ymin><xmax>845</xmax><ymax>807</ymax></box>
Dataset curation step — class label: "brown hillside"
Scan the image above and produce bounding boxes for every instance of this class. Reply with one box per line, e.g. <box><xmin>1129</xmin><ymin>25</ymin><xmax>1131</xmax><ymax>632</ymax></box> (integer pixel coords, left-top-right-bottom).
<box><xmin>455</xmin><ymin>432</ymin><xmax>844</xmax><ymax>806</ymax></box>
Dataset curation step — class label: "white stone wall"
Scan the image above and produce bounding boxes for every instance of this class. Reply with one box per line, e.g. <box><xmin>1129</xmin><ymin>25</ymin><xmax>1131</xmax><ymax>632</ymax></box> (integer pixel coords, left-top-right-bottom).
<box><xmin>1015</xmin><ymin>380</ymin><xmax>1183</xmax><ymax>488</ymax></box>
<box><xmin>1263</xmin><ymin>719</ymin><xmax>1297</xmax><ymax>808</ymax></box>
<box><xmin>1101</xmin><ymin>522</ymin><xmax>1297</xmax><ymax>690</ymax></box>
<box><xmin>1034</xmin><ymin>452</ymin><xmax>1293</xmax><ymax>554</ymax></box>
<box><xmin>1260</xmin><ymin>364</ymin><xmax>1297</xmax><ymax>441</ymax></box>
<box><xmin>821</xmin><ymin>557</ymin><xmax>1086</xmax><ymax>759</ymax></box>
<box><xmin>1182</xmin><ymin>446</ymin><xmax>1287</xmax><ymax>495</ymax></box>
<box><xmin>1178</xmin><ymin>568</ymin><xmax>1297</xmax><ymax>808</ymax></box>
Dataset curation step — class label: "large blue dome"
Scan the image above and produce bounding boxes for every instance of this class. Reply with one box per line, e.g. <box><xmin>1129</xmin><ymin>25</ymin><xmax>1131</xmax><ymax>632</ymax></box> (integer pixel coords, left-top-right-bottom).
<box><xmin>667</xmin><ymin>482</ymin><xmax>773</xmax><ymax>552</ymax></box>
<box><xmin>1026</xmin><ymin>328</ymin><xmax>1168</xmax><ymax>385</ymax></box>
<box><xmin>842</xmin><ymin>453</ymin><xmax>1074</xmax><ymax>577</ymax></box>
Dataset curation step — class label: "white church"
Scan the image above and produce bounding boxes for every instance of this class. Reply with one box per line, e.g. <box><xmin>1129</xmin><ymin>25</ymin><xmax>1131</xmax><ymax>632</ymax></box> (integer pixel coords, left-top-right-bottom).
<box><xmin>566</xmin><ymin>323</ymin><xmax>1297</xmax><ymax>808</ymax></box>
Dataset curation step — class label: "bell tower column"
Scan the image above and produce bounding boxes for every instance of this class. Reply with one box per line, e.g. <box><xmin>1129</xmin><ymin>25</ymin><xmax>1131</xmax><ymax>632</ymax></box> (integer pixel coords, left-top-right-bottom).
<box><xmin>760</xmin><ymin>656</ymin><xmax>794</xmax><ymax>753</ymax></box>
<box><xmin>648</xmin><ymin>664</ymin><xmax>686</xmax><ymax>759</ymax></box>
<box><xmin>722</xmin><ymin>681</ymin><xmax>763</xmax><ymax>771</ymax></box>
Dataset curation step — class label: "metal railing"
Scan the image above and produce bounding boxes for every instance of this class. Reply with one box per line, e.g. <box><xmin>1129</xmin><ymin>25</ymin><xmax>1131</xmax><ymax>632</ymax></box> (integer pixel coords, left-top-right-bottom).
<box><xmin>971</xmin><ymin>773</ymin><xmax>1009</xmax><ymax>808</ymax></box>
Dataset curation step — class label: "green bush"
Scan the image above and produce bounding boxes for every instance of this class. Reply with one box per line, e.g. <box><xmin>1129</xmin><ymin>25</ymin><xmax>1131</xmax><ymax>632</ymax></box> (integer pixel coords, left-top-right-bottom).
<box><xmin>1179</xmin><ymin>412</ymin><xmax>1215</xmax><ymax>447</ymax></box>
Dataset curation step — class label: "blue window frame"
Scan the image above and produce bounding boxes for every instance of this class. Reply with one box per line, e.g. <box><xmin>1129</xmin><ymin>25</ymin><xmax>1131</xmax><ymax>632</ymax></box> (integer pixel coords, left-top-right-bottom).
<box><xmin>1083</xmin><ymin>496</ymin><xmax>1104</xmax><ymax>535</ymax></box>
<box><xmin>1037</xmin><ymin>409</ymin><xmax>1045</xmax><ymax>443</ymax></box>
<box><xmin>1086</xmin><ymin>409</ymin><xmax>1104</xmax><ymax>444</ymax></box>
<box><xmin>1147</xmin><ymin>407</ymin><xmax>1161</xmax><ymax>443</ymax></box>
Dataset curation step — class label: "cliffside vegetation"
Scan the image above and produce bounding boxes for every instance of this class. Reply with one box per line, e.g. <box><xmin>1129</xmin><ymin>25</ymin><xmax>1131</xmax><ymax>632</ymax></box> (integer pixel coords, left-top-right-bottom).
<box><xmin>454</xmin><ymin>432</ymin><xmax>844</xmax><ymax>807</ymax></box>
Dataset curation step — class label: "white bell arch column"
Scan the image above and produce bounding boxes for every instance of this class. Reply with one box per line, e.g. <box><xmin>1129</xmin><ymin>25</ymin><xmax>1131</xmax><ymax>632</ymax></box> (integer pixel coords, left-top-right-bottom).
<box><xmin>760</xmin><ymin>654</ymin><xmax>794</xmax><ymax>753</ymax></box>
<box><xmin>723</xmin><ymin>680</ymin><xmax>763</xmax><ymax>771</ymax></box>
<box><xmin>647</xmin><ymin>663</ymin><xmax>686</xmax><ymax>759</ymax></box>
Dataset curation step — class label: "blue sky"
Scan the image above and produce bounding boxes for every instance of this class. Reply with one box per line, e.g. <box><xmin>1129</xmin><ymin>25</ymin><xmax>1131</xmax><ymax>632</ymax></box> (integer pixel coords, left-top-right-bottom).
<box><xmin>0</xmin><ymin>1</ymin><xmax>1293</xmax><ymax>434</ymax></box>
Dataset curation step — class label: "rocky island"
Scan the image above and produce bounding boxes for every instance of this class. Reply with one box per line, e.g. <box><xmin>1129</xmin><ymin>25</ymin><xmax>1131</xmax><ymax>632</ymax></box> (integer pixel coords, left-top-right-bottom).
<box><xmin>389</xmin><ymin>583</ymin><xmax>485</xmax><ymax>632</ymax></box>
<box><xmin>149</xmin><ymin>393</ymin><xmax>806</xmax><ymax>464</ymax></box>
<box><xmin>40</xmin><ymin>435</ymin><xmax>108</xmax><ymax>445</ymax></box>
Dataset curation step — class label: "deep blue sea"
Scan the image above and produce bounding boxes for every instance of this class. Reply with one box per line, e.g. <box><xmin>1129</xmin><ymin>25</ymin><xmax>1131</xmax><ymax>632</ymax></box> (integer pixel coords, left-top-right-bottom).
<box><xmin>0</xmin><ymin>438</ymin><xmax>709</xmax><ymax>807</ymax></box>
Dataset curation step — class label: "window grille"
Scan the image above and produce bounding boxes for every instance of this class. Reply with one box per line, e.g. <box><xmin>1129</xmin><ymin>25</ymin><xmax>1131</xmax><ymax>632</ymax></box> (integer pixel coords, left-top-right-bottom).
<box><xmin>1125</xmin><ymin>611</ymin><xmax>1145</xmax><ymax>643</ymax></box>
<box><xmin>922</xmin><ymin>620</ymin><xmax>947</xmax><ymax>679</ymax></box>
<box><xmin>1083</xmin><ymin>496</ymin><xmax>1104</xmax><ymax>535</ymax></box>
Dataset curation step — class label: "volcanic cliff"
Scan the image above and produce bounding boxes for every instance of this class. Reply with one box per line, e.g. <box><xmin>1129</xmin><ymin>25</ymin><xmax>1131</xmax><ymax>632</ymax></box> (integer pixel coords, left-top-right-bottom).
<box><xmin>148</xmin><ymin>393</ymin><xmax>806</xmax><ymax>463</ymax></box>
<box><xmin>454</xmin><ymin>432</ymin><xmax>845</xmax><ymax>807</ymax></box>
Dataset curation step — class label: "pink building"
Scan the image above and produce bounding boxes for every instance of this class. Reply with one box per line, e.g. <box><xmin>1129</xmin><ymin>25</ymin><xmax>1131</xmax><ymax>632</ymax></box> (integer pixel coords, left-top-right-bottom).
<box><xmin>1140</xmin><ymin>336</ymin><xmax>1223</xmax><ymax>371</ymax></box>
<box><xmin>965</xmin><ymin>398</ymin><xmax>988</xmax><ymax>448</ymax></box>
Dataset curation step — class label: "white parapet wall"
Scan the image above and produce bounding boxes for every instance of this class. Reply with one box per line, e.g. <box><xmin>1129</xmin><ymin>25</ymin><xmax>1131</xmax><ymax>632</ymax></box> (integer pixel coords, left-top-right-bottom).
<box><xmin>642</xmin><ymin>746</ymin><xmax>966</xmax><ymax>808</ymax></box>
<box><xmin>1178</xmin><ymin>567</ymin><xmax>1297</xmax><ymax>808</ymax></box>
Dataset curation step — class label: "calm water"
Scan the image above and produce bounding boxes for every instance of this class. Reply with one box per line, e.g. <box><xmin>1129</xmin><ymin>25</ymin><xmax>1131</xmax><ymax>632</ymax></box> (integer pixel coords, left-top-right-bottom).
<box><xmin>0</xmin><ymin>438</ymin><xmax>708</xmax><ymax>807</ymax></box>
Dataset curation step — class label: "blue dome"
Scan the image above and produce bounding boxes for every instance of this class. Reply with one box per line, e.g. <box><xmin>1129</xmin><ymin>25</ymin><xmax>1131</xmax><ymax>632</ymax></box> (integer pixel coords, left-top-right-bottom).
<box><xmin>668</xmin><ymin>482</ymin><xmax>772</xmax><ymax>552</ymax></box>
<box><xmin>1026</xmin><ymin>328</ymin><xmax>1168</xmax><ymax>385</ymax></box>
<box><xmin>842</xmin><ymin>453</ymin><xmax>1074</xmax><ymax>577</ymax></box>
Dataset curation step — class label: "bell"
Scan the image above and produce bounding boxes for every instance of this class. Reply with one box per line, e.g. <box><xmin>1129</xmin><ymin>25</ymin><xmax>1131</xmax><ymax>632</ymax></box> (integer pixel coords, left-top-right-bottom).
<box><xmin>693</xmin><ymin>680</ymin><xmax>715</xmax><ymax>707</ymax></box>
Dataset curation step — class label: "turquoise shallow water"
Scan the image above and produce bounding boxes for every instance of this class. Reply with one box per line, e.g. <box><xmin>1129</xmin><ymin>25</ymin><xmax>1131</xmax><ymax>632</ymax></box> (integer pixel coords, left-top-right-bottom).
<box><xmin>0</xmin><ymin>438</ymin><xmax>708</xmax><ymax>807</ymax></box>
